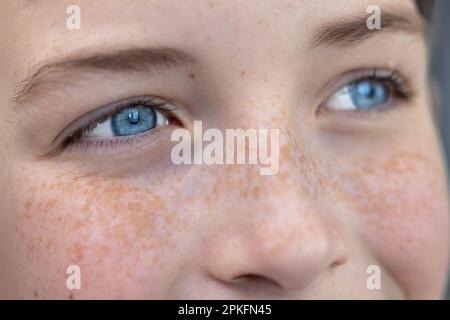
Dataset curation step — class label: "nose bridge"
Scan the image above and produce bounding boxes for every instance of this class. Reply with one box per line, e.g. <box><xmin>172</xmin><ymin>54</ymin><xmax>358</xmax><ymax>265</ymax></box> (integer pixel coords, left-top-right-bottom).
<box><xmin>204</xmin><ymin>156</ymin><xmax>346</xmax><ymax>292</ymax></box>
<box><xmin>234</xmin><ymin>127</ymin><xmax>336</xmax><ymax>249</ymax></box>
<box><xmin>199</xmin><ymin>98</ymin><xmax>348</xmax><ymax>291</ymax></box>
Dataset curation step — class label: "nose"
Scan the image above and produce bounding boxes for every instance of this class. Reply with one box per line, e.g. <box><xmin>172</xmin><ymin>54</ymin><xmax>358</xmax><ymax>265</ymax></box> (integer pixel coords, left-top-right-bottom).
<box><xmin>203</xmin><ymin>166</ymin><xmax>348</xmax><ymax>294</ymax></box>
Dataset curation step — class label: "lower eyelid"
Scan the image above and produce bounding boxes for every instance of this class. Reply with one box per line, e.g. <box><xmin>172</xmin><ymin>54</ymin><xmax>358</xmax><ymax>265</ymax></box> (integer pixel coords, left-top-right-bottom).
<box><xmin>316</xmin><ymin>96</ymin><xmax>412</xmax><ymax>131</ymax></box>
<box><xmin>45</xmin><ymin>123</ymin><xmax>178</xmax><ymax>159</ymax></box>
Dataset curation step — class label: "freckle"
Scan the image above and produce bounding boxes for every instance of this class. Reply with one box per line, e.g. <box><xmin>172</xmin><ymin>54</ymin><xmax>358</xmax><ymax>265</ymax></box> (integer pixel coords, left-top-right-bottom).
<box><xmin>126</xmin><ymin>266</ymin><xmax>134</xmax><ymax>279</ymax></box>
<box><xmin>82</xmin><ymin>201</ymin><xmax>90</xmax><ymax>212</ymax></box>
<box><xmin>212</xmin><ymin>182</ymin><xmax>220</xmax><ymax>195</ymax></box>
<box><xmin>362</xmin><ymin>162</ymin><xmax>374</xmax><ymax>175</ymax></box>
<box><xmin>190</xmin><ymin>73</ymin><xmax>195</xmax><ymax>79</ymax></box>
<box><xmin>25</xmin><ymin>200</ymin><xmax>32</xmax><ymax>210</ymax></box>
<box><xmin>127</xmin><ymin>201</ymin><xmax>142</xmax><ymax>212</ymax></box>
<box><xmin>68</xmin><ymin>294</ymin><xmax>74</xmax><ymax>300</ymax></box>
<box><xmin>38</xmin><ymin>197</ymin><xmax>58</xmax><ymax>213</ymax></box>
<box><xmin>27</xmin><ymin>241</ymin><xmax>35</xmax><ymax>254</ymax></box>
<box><xmin>252</xmin><ymin>185</ymin><xmax>261</xmax><ymax>198</ymax></box>
<box><xmin>73</xmin><ymin>243</ymin><xmax>84</xmax><ymax>261</ymax></box>
<box><xmin>281</xmin><ymin>145</ymin><xmax>291</xmax><ymax>161</ymax></box>
<box><xmin>240</xmin><ymin>70</ymin><xmax>246</xmax><ymax>77</ymax></box>
<box><xmin>44</xmin><ymin>239</ymin><xmax>52</xmax><ymax>250</ymax></box>
<box><xmin>100</xmin><ymin>244</ymin><xmax>110</xmax><ymax>255</ymax></box>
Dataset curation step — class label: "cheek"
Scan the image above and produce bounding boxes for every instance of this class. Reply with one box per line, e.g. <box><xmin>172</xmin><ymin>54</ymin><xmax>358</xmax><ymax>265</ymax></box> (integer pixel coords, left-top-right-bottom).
<box><xmin>11</xmin><ymin>171</ymin><xmax>188</xmax><ymax>299</ymax></box>
<box><xmin>340</xmin><ymin>148</ymin><xmax>450</xmax><ymax>297</ymax></box>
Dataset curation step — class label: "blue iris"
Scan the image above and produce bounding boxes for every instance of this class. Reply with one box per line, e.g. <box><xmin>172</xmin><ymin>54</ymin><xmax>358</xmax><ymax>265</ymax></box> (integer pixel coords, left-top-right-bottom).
<box><xmin>350</xmin><ymin>80</ymin><xmax>389</xmax><ymax>109</ymax></box>
<box><xmin>111</xmin><ymin>106</ymin><xmax>156</xmax><ymax>136</ymax></box>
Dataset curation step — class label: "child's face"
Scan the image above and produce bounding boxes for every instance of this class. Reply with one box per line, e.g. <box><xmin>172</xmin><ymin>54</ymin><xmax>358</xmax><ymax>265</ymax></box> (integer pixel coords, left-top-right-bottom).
<box><xmin>0</xmin><ymin>0</ymin><xmax>448</xmax><ymax>299</ymax></box>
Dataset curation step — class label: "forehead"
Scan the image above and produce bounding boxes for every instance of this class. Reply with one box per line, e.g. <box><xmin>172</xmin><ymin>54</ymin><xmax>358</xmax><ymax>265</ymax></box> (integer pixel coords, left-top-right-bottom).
<box><xmin>7</xmin><ymin>0</ymin><xmax>418</xmax><ymax>32</ymax></box>
<box><xmin>1</xmin><ymin>0</ymin><xmax>419</xmax><ymax>64</ymax></box>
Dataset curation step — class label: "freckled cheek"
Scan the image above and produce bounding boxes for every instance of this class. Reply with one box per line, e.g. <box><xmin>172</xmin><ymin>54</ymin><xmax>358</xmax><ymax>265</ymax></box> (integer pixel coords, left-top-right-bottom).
<box><xmin>14</xmin><ymin>177</ymin><xmax>188</xmax><ymax>298</ymax></box>
<box><xmin>359</xmin><ymin>178</ymin><xmax>449</xmax><ymax>254</ymax></box>
<box><xmin>341</xmin><ymin>155</ymin><xmax>450</xmax><ymax>294</ymax></box>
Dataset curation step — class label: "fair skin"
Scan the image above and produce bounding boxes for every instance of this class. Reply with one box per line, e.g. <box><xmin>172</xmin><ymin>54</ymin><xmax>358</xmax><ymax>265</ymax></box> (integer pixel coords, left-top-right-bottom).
<box><xmin>0</xmin><ymin>0</ymin><xmax>448</xmax><ymax>299</ymax></box>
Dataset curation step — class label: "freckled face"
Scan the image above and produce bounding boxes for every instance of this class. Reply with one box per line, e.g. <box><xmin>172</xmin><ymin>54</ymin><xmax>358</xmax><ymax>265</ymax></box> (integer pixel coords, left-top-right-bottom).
<box><xmin>0</xmin><ymin>0</ymin><xmax>448</xmax><ymax>299</ymax></box>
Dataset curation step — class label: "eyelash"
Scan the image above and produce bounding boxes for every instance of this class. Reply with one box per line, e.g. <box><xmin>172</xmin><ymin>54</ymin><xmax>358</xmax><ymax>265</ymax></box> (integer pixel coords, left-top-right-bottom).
<box><xmin>355</xmin><ymin>69</ymin><xmax>413</xmax><ymax>100</ymax></box>
<box><xmin>48</xmin><ymin>97</ymin><xmax>179</xmax><ymax>156</ymax></box>
<box><xmin>321</xmin><ymin>68</ymin><xmax>415</xmax><ymax>113</ymax></box>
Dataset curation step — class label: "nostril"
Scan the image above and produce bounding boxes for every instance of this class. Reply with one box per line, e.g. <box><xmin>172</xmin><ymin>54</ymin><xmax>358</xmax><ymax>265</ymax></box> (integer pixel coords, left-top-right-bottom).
<box><xmin>232</xmin><ymin>274</ymin><xmax>266</xmax><ymax>283</ymax></box>
<box><xmin>330</xmin><ymin>257</ymin><xmax>348</xmax><ymax>269</ymax></box>
<box><xmin>231</xmin><ymin>274</ymin><xmax>282</xmax><ymax>288</ymax></box>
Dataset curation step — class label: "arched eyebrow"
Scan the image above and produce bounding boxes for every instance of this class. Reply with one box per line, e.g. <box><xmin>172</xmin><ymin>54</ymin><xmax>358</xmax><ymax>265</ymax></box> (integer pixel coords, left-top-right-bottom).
<box><xmin>310</xmin><ymin>10</ymin><xmax>426</xmax><ymax>50</ymax></box>
<box><xmin>11</xmin><ymin>47</ymin><xmax>197</xmax><ymax>105</ymax></box>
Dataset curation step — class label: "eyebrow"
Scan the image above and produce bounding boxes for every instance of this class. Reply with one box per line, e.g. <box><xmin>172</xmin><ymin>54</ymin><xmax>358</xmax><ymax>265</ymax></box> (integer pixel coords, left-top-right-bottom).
<box><xmin>310</xmin><ymin>10</ymin><xmax>425</xmax><ymax>50</ymax></box>
<box><xmin>11</xmin><ymin>47</ymin><xmax>196</xmax><ymax>105</ymax></box>
<box><xmin>11</xmin><ymin>11</ymin><xmax>423</xmax><ymax>105</ymax></box>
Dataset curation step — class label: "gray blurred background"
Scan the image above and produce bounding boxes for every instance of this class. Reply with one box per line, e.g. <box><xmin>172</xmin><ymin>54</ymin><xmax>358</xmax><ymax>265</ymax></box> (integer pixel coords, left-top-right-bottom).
<box><xmin>428</xmin><ymin>0</ymin><xmax>450</xmax><ymax>299</ymax></box>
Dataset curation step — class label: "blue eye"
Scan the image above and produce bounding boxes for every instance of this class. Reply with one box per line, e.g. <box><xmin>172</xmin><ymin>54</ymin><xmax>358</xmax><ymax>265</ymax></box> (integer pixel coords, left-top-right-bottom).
<box><xmin>350</xmin><ymin>80</ymin><xmax>389</xmax><ymax>109</ymax></box>
<box><xmin>84</xmin><ymin>104</ymin><xmax>169</xmax><ymax>138</ymax></box>
<box><xmin>326</xmin><ymin>79</ymin><xmax>391</xmax><ymax>111</ymax></box>
<box><xmin>111</xmin><ymin>106</ymin><xmax>157</xmax><ymax>136</ymax></box>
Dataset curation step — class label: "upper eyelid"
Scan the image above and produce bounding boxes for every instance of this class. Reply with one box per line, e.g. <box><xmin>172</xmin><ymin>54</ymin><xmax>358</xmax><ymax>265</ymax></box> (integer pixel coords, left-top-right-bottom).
<box><xmin>318</xmin><ymin>68</ymin><xmax>412</xmax><ymax>100</ymax></box>
<box><xmin>41</xmin><ymin>123</ymin><xmax>173</xmax><ymax>160</ymax></box>
<box><xmin>342</xmin><ymin>70</ymin><xmax>414</xmax><ymax>99</ymax></box>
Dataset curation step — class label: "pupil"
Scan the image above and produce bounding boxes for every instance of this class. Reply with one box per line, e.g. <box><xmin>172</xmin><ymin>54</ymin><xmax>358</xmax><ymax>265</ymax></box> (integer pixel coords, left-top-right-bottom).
<box><xmin>356</xmin><ymin>81</ymin><xmax>375</xmax><ymax>98</ymax></box>
<box><xmin>128</xmin><ymin>108</ymin><xmax>140</xmax><ymax>124</ymax></box>
<box><xmin>110</xmin><ymin>106</ymin><xmax>157</xmax><ymax>136</ymax></box>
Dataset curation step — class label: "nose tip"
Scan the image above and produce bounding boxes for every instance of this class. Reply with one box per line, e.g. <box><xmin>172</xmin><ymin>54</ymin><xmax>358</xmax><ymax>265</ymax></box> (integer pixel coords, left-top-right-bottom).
<box><xmin>205</xmin><ymin>220</ymin><xmax>348</xmax><ymax>293</ymax></box>
<box><xmin>248</xmin><ymin>232</ymin><xmax>345</xmax><ymax>291</ymax></box>
<box><xmin>202</xmin><ymin>140</ymin><xmax>349</xmax><ymax>295</ymax></box>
